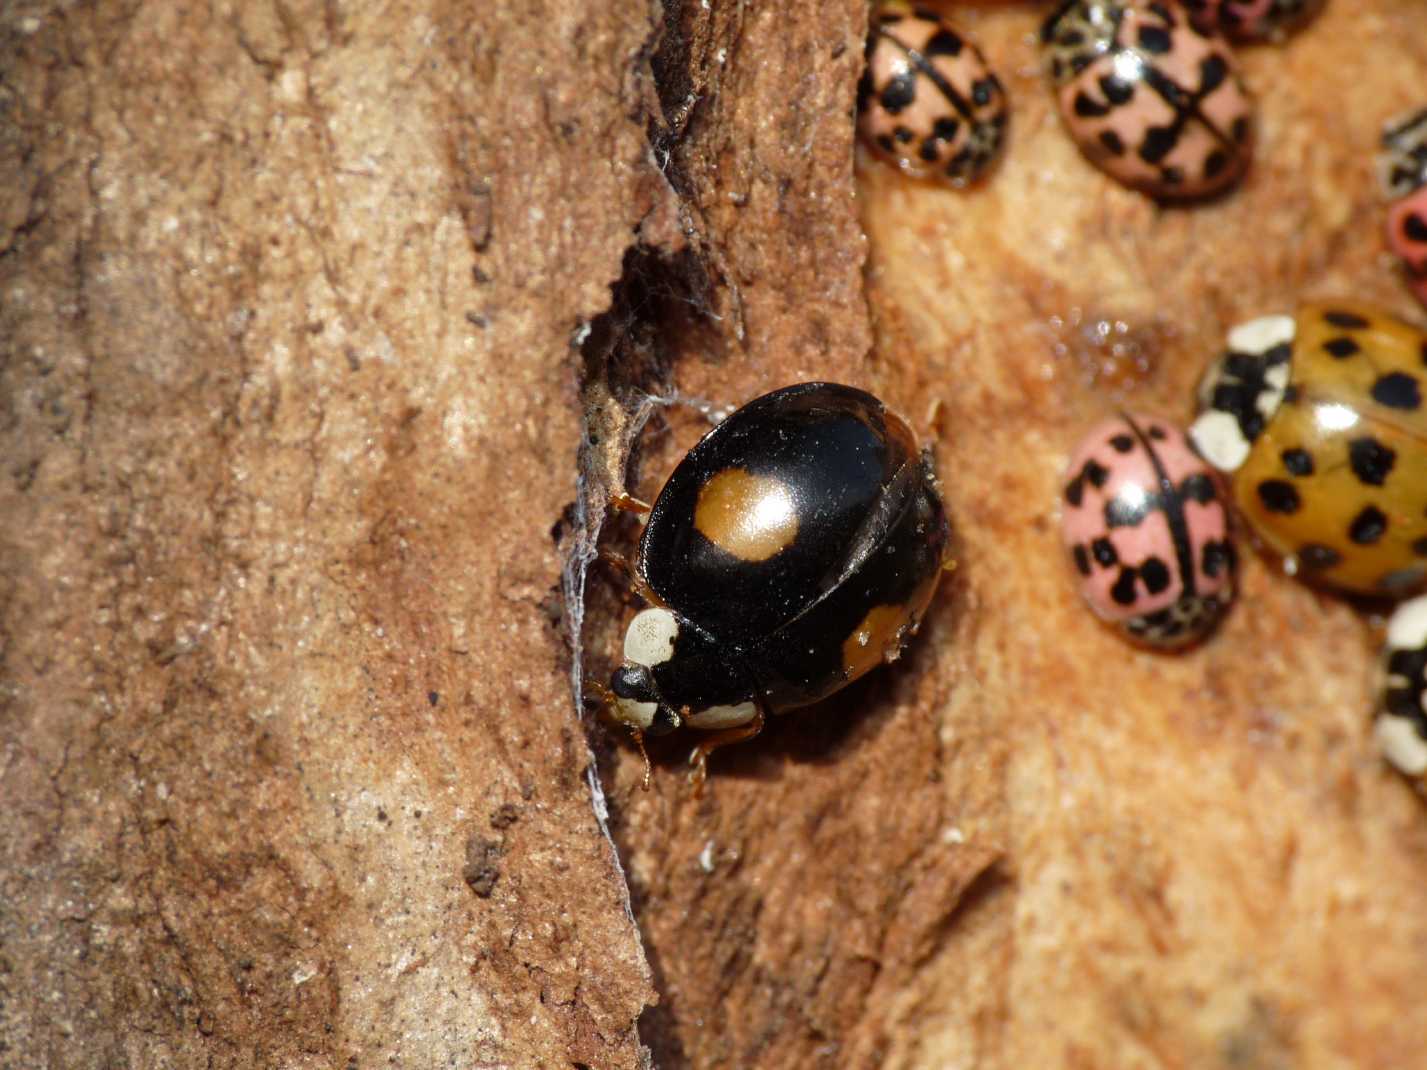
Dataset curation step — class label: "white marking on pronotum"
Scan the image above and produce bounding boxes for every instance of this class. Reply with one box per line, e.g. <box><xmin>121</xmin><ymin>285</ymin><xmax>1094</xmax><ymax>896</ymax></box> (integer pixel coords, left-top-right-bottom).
<box><xmin>1227</xmin><ymin>313</ymin><xmax>1295</xmax><ymax>355</ymax></box>
<box><xmin>615</xmin><ymin>697</ymin><xmax>657</xmax><ymax>730</ymax></box>
<box><xmin>685</xmin><ymin>702</ymin><xmax>757</xmax><ymax>730</ymax></box>
<box><xmin>624</xmin><ymin>607</ymin><xmax>678</xmax><ymax>666</ymax></box>
<box><xmin>1260</xmin><ymin>361</ymin><xmax>1290</xmax><ymax>418</ymax></box>
<box><xmin>1376</xmin><ymin>714</ymin><xmax>1427</xmax><ymax>776</ymax></box>
<box><xmin>1387</xmin><ymin>595</ymin><xmax>1427</xmax><ymax>651</ymax></box>
<box><xmin>1189</xmin><ymin>410</ymin><xmax>1251</xmax><ymax>472</ymax></box>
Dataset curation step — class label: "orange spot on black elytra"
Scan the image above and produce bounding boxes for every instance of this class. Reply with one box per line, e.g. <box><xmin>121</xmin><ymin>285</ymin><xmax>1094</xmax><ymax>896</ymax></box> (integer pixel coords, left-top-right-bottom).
<box><xmin>693</xmin><ymin>469</ymin><xmax>800</xmax><ymax>562</ymax></box>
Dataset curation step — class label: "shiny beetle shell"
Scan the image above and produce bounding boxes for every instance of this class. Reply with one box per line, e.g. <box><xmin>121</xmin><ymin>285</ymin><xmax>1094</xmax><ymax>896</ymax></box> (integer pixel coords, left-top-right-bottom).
<box><xmin>1191</xmin><ymin>301</ymin><xmax>1427</xmax><ymax>597</ymax></box>
<box><xmin>1040</xmin><ymin>0</ymin><xmax>1254</xmax><ymax>199</ymax></box>
<box><xmin>857</xmin><ymin>2</ymin><xmax>1008</xmax><ymax>186</ymax></box>
<box><xmin>1061</xmin><ymin>413</ymin><xmax>1235</xmax><ymax>646</ymax></box>
<box><xmin>1377</xmin><ymin>595</ymin><xmax>1427</xmax><ymax>781</ymax></box>
<box><xmin>1382</xmin><ymin>107</ymin><xmax>1427</xmax><ymax>310</ymax></box>
<box><xmin>606</xmin><ymin>382</ymin><xmax>950</xmax><ymax>747</ymax></box>
<box><xmin>1180</xmin><ymin>0</ymin><xmax>1324</xmax><ymax>41</ymax></box>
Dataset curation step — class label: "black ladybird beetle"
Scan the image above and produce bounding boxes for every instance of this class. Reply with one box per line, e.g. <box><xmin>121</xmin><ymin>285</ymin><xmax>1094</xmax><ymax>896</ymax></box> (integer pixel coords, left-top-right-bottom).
<box><xmin>597</xmin><ymin>382</ymin><xmax>951</xmax><ymax>786</ymax></box>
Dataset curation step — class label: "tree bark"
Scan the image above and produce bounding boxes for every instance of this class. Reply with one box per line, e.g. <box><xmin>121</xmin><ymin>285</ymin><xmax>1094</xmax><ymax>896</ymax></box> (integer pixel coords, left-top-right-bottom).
<box><xmin>4</xmin><ymin>1</ymin><xmax>1427</xmax><ymax>1069</ymax></box>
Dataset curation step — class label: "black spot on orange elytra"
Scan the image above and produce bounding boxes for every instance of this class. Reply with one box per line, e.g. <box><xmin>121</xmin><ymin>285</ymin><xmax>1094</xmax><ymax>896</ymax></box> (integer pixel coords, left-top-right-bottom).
<box><xmin>1257</xmin><ymin>479</ymin><xmax>1301</xmax><ymax>514</ymax></box>
<box><xmin>1349</xmin><ymin>505</ymin><xmax>1388</xmax><ymax>545</ymax></box>
<box><xmin>1349</xmin><ymin>437</ymin><xmax>1396</xmax><ymax>486</ymax></box>
<box><xmin>1372</xmin><ymin>372</ymin><xmax>1422</xmax><ymax>410</ymax></box>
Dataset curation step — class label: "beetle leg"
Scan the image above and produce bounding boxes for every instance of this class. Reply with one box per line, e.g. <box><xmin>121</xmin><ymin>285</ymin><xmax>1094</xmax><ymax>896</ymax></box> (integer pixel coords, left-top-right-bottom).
<box><xmin>609</xmin><ymin>491</ymin><xmax>652</xmax><ymax>516</ymax></box>
<box><xmin>924</xmin><ymin>396</ymin><xmax>947</xmax><ymax>438</ymax></box>
<box><xmin>629</xmin><ymin>726</ymin><xmax>652</xmax><ymax>792</ymax></box>
<box><xmin>687</xmin><ymin>704</ymin><xmax>767</xmax><ymax>795</ymax></box>
<box><xmin>598</xmin><ymin>548</ymin><xmax>663</xmax><ymax>606</ymax></box>
<box><xmin>584</xmin><ymin>678</ymin><xmax>615</xmax><ymax>711</ymax></box>
<box><xmin>585</xmin><ymin>681</ymin><xmax>653</xmax><ymax>792</ymax></box>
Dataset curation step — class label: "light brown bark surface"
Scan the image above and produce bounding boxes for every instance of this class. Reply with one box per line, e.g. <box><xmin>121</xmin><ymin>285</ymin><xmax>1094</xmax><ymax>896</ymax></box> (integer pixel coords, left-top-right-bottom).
<box><xmin>4</xmin><ymin>1</ymin><xmax>1427</xmax><ymax>1069</ymax></box>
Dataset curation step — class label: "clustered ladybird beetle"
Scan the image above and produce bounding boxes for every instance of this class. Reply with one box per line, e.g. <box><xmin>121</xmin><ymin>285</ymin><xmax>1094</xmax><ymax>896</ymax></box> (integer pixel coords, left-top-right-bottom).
<box><xmin>1180</xmin><ymin>0</ymin><xmax>1323</xmax><ymax>41</ymax></box>
<box><xmin>1375</xmin><ymin>599</ymin><xmax>1421</xmax><ymax>781</ymax></box>
<box><xmin>1190</xmin><ymin>301</ymin><xmax>1427</xmax><ymax>597</ymax></box>
<box><xmin>1040</xmin><ymin>0</ymin><xmax>1254</xmax><ymax>200</ymax></box>
<box><xmin>1061</xmin><ymin>412</ymin><xmax>1235</xmax><ymax>646</ymax></box>
<box><xmin>1381</xmin><ymin>107</ymin><xmax>1427</xmax><ymax>311</ymax></box>
<box><xmin>597</xmin><ymin>382</ymin><xmax>951</xmax><ymax>785</ymax></box>
<box><xmin>857</xmin><ymin>1</ymin><xmax>1008</xmax><ymax>187</ymax></box>
<box><xmin>1377</xmin><ymin>594</ymin><xmax>1427</xmax><ymax>782</ymax></box>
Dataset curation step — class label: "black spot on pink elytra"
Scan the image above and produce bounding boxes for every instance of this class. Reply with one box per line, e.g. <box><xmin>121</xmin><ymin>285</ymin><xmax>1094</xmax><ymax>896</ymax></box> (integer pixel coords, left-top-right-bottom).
<box><xmin>1198</xmin><ymin>54</ymin><xmax>1228</xmax><ymax>94</ymax></box>
<box><xmin>1202</xmin><ymin>540</ymin><xmax>1234</xmax><ymax>578</ymax></box>
<box><xmin>924</xmin><ymin>29</ymin><xmax>964</xmax><ymax>57</ymax></box>
<box><xmin>1092</xmin><ymin>537</ymin><xmax>1119</xmax><ymax>566</ymax></box>
<box><xmin>1111</xmin><ymin>568</ymin><xmax>1138</xmax><ymax>605</ymax></box>
<box><xmin>1179</xmin><ymin>473</ymin><xmax>1216</xmax><ymax>503</ymax></box>
<box><xmin>1075</xmin><ymin>92</ymin><xmax>1111</xmax><ymax>118</ymax></box>
<box><xmin>1106</xmin><ymin>493</ymin><xmax>1155</xmax><ymax>529</ymax></box>
<box><xmin>1073</xmin><ymin>544</ymin><xmax>1092</xmax><ymax>575</ymax></box>
<box><xmin>1100</xmin><ymin>73</ymin><xmax>1134</xmax><ymax>107</ymax></box>
<box><xmin>1140</xmin><ymin>556</ymin><xmax>1171</xmax><ymax>595</ymax></box>
<box><xmin>932</xmin><ymin>117</ymin><xmax>960</xmax><ymax>141</ymax></box>
<box><xmin>1138</xmin><ymin>24</ymin><xmax>1173</xmax><ymax>52</ymax></box>
<box><xmin>1140</xmin><ymin>126</ymin><xmax>1176</xmax><ymax>165</ymax></box>
<box><xmin>880</xmin><ymin>73</ymin><xmax>917</xmax><ymax>114</ymax></box>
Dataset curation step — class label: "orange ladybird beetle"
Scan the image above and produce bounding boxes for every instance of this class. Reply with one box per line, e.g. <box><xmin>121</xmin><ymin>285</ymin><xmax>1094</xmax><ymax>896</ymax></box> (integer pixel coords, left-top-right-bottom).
<box><xmin>1190</xmin><ymin>301</ymin><xmax>1427</xmax><ymax>597</ymax></box>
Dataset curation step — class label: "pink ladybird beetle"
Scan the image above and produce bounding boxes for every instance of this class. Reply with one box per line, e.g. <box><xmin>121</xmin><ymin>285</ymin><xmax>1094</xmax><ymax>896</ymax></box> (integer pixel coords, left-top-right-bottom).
<box><xmin>1061</xmin><ymin>413</ymin><xmax>1236</xmax><ymax>646</ymax></box>
<box><xmin>857</xmin><ymin>1</ymin><xmax>1009</xmax><ymax>187</ymax></box>
<box><xmin>1180</xmin><ymin>0</ymin><xmax>1324</xmax><ymax>42</ymax></box>
<box><xmin>1381</xmin><ymin>107</ymin><xmax>1427</xmax><ymax>310</ymax></box>
<box><xmin>1040</xmin><ymin>0</ymin><xmax>1254</xmax><ymax>200</ymax></box>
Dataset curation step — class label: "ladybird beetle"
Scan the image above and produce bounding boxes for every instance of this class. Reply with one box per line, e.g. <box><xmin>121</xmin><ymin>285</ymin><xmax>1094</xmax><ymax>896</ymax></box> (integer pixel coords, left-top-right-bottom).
<box><xmin>1377</xmin><ymin>595</ymin><xmax>1427</xmax><ymax>782</ymax></box>
<box><xmin>857</xmin><ymin>1</ymin><xmax>1008</xmax><ymax>187</ymax></box>
<box><xmin>1381</xmin><ymin>107</ymin><xmax>1427</xmax><ymax>311</ymax></box>
<box><xmin>1190</xmin><ymin>301</ymin><xmax>1427</xmax><ymax>597</ymax></box>
<box><xmin>600</xmin><ymin>382</ymin><xmax>950</xmax><ymax>784</ymax></box>
<box><xmin>1061</xmin><ymin>413</ymin><xmax>1235</xmax><ymax>646</ymax></box>
<box><xmin>1180</xmin><ymin>0</ymin><xmax>1323</xmax><ymax>41</ymax></box>
<box><xmin>1040</xmin><ymin>0</ymin><xmax>1254</xmax><ymax>199</ymax></box>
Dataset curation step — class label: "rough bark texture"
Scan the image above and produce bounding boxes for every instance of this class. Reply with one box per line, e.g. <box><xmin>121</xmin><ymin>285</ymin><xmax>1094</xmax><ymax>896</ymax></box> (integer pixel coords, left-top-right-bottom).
<box><xmin>4</xmin><ymin>1</ymin><xmax>1427</xmax><ymax>1069</ymax></box>
<box><xmin>0</xmin><ymin>2</ymin><xmax>660</xmax><ymax>1066</ymax></box>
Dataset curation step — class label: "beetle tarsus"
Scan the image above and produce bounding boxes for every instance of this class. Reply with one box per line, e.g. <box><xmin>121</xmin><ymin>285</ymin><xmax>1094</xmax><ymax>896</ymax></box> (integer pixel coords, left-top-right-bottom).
<box><xmin>686</xmin><ymin>706</ymin><xmax>766</xmax><ymax>795</ymax></box>
<box><xmin>598</xmin><ymin>548</ymin><xmax>662</xmax><ymax>606</ymax></box>
<box><xmin>629</xmin><ymin>726</ymin><xmax>652</xmax><ymax>792</ymax></box>
<box><xmin>610</xmin><ymin>491</ymin><xmax>652</xmax><ymax>516</ymax></box>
